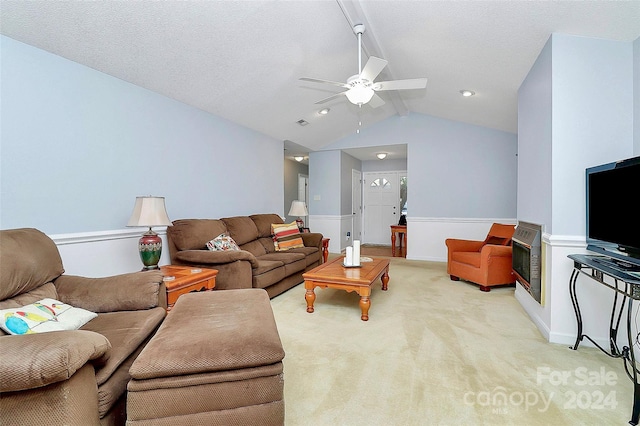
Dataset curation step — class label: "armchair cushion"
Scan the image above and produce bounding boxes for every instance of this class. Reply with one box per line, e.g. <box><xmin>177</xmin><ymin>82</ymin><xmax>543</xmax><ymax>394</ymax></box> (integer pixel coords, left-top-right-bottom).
<box><xmin>0</xmin><ymin>298</ymin><xmax>97</xmax><ymax>335</ymax></box>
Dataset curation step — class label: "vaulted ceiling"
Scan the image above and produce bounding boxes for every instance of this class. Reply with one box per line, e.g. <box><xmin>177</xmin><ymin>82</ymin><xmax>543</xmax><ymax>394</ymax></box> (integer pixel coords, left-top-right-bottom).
<box><xmin>2</xmin><ymin>1</ymin><xmax>639</xmax><ymax>160</ymax></box>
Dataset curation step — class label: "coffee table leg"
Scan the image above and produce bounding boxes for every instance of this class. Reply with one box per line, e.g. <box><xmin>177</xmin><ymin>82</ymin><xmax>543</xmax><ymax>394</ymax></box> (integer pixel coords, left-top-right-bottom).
<box><xmin>305</xmin><ymin>287</ymin><xmax>316</xmax><ymax>313</ymax></box>
<box><xmin>359</xmin><ymin>296</ymin><xmax>370</xmax><ymax>321</ymax></box>
<box><xmin>381</xmin><ymin>271</ymin><xmax>389</xmax><ymax>291</ymax></box>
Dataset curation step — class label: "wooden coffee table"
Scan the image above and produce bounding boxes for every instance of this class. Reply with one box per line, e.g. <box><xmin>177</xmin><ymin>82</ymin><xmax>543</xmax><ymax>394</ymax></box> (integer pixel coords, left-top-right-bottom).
<box><xmin>302</xmin><ymin>256</ymin><xmax>389</xmax><ymax>321</ymax></box>
<box><xmin>160</xmin><ymin>265</ymin><xmax>218</xmax><ymax>311</ymax></box>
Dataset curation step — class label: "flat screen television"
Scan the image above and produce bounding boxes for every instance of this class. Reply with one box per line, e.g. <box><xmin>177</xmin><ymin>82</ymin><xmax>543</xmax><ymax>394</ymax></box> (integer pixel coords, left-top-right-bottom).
<box><xmin>585</xmin><ymin>155</ymin><xmax>640</xmax><ymax>271</ymax></box>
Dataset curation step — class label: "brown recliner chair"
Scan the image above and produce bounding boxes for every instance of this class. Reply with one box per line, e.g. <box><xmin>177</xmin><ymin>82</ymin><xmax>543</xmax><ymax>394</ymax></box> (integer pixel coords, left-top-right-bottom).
<box><xmin>445</xmin><ymin>223</ymin><xmax>516</xmax><ymax>292</ymax></box>
<box><xmin>0</xmin><ymin>228</ymin><xmax>166</xmax><ymax>425</ymax></box>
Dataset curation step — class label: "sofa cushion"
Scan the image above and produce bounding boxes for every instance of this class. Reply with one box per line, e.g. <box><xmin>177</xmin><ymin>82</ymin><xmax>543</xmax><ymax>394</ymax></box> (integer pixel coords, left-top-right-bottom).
<box><xmin>287</xmin><ymin>246</ymin><xmax>321</xmax><ymax>266</ymax></box>
<box><xmin>259</xmin><ymin>253</ymin><xmax>306</xmax><ymax>276</ymax></box>
<box><xmin>81</xmin><ymin>307</ymin><xmax>165</xmax><ymax>387</ymax></box>
<box><xmin>0</xmin><ymin>228</ymin><xmax>65</xmax><ymax>301</ymax></box>
<box><xmin>206</xmin><ymin>233</ymin><xmax>240</xmax><ymax>251</ymax></box>
<box><xmin>222</xmin><ymin>216</ymin><xmax>260</xmax><ymax>246</ymax></box>
<box><xmin>250</xmin><ymin>214</ymin><xmax>284</xmax><ymax>238</ymax></box>
<box><xmin>0</xmin><ymin>299</ymin><xmax>97</xmax><ymax>335</ymax></box>
<box><xmin>169</xmin><ymin>219</ymin><xmax>228</xmax><ymax>251</ymax></box>
<box><xmin>239</xmin><ymin>240</ymin><xmax>268</xmax><ymax>257</ymax></box>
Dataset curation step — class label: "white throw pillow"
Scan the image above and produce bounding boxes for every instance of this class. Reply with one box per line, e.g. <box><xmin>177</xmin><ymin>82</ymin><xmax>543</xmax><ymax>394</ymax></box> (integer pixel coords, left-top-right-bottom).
<box><xmin>0</xmin><ymin>298</ymin><xmax>97</xmax><ymax>335</ymax></box>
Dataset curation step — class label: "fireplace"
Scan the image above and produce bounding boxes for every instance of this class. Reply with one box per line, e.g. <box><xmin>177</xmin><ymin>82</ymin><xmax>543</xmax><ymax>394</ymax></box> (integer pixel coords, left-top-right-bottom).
<box><xmin>512</xmin><ymin>221</ymin><xmax>542</xmax><ymax>304</ymax></box>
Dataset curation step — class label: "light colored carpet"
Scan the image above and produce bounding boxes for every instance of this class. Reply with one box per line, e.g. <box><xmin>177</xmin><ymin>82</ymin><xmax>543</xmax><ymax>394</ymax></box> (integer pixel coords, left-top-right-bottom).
<box><xmin>270</xmin><ymin>257</ymin><xmax>631</xmax><ymax>425</ymax></box>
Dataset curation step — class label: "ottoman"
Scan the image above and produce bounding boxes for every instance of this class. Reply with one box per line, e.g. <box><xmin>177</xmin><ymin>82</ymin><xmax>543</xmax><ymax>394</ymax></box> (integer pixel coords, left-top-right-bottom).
<box><xmin>126</xmin><ymin>289</ymin><xmax>285</xmax><ymax>425</ymax></box>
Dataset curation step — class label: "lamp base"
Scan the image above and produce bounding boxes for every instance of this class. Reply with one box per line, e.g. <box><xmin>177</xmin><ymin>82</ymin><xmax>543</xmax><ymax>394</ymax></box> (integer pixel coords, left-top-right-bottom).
<box><xmin>295</xmin><ymin>217</ymin><xmax>304</xmax><ymax>231</ymax></box>
<box><xmin>138</xmin><ymin>229</ymin><xmax>162</xmax><ymax>270</ymax></box>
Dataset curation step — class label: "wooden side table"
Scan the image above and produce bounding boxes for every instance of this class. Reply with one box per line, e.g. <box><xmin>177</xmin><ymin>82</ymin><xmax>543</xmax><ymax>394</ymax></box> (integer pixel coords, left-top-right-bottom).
<box><xmin>160</xmin><ymin>265</ymin><xmax>218</xmax><ymax>311</ymax></box>
<box><xmin>390</xmin><ymin>225</ymin><xmax>407</xmax><ymax>257</ymax></box>
<box><xmin>322</xmin><ymin>238</ymin><xmax>330</xmax><ymax>263</ymax></box>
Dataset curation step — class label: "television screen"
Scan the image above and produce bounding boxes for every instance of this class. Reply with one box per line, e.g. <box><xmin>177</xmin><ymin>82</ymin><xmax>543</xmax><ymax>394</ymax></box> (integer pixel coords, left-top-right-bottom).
<box><xmin>586</xmin><ymin>155</ymin><xmax>640</xmax><ymax>270</ymax></box>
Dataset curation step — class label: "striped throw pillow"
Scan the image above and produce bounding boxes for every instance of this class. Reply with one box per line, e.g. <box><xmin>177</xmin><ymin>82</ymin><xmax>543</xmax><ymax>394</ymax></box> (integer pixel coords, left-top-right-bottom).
<box><xmin>272</xmin><ymin>222</ymin><xmax>305</xmax><ymax>251</ymax></box>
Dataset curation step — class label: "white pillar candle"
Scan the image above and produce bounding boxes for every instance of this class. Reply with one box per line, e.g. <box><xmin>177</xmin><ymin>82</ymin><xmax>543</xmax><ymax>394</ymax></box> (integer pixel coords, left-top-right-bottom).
<box><xmin>353</xmin><ymin>240</ymin><xmax>360</xmax><ymax>266</ymax></box>
<box><xmin>345</xmin><ymin>246</ymin><xmax>353</xmax><ymax>266</ymax></box>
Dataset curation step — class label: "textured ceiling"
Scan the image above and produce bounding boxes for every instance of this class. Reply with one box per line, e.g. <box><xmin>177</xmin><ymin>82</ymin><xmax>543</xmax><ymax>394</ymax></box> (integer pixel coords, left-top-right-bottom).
<box><xmin>2</xmin><ymin>1</ymin><xmax>639</xmax><ymax>161</ymax></box>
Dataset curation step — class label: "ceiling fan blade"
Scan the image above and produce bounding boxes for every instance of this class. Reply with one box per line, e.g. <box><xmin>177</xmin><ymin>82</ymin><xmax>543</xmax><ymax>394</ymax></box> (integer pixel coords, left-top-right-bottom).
<box><xmin>368</xmin><ymin>93</ymin><xmax>385</xmax><ymax>108</ymax></box>
<box><xmin>360</xmin><ymin>56</ymin><xmax>388</xmax><ymax>82</ymax></box>
<box><xmin>374</xmin><ymin>78</ymin><xmax>428</xmax><ymax>91</ymax></box>
<box><xmin>315</xmin><ymin>91</ymin><xmax>347</xmax><ymax>104</ymax></box>
<box><xmin>300</xmin><ymin>77</ymin><xmax>349</xmax><ymax>89</ymax></box>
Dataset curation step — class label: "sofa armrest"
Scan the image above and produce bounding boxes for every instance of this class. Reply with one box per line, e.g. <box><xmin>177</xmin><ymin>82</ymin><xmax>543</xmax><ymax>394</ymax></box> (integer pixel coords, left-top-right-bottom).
<box><xmin>54</xmin><ymin>270</ymin><xmax>163</xmax><ymax>313</ymax></box>
<box><xmin>174</xmin><ymin>249</ymin><xmax>259</xmax><ymax>268</ymax></box>
<box><xmin>0</xmin><ymin>330</ymin><xmax>111</xmax><ymax>392</ymax></box>
<box><xmin>300</xmin><ymin>232</ymin><xmax>323</xmax><ymax>248</ymax></box>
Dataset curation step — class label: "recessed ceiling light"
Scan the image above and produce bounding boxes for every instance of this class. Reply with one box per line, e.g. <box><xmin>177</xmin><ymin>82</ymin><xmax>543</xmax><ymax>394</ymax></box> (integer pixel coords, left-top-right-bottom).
<box><xmin>294</xmin><ymin>156</ymin><xmax>304</xmax><ymax>162</ymax></box>
<box><xmin>376</xmin><ymin>153</ymin><xmax>388</xmax><ymax>160</ymax></box>
<box><xmin>318</xmin><ymin>108</ymin><xmax>330</xmax><ymax>115</ymax></box>
<box><xmin>460</xmin><ymin>90</ymin><xmax>475</xmax><ymax>97</ymax></box>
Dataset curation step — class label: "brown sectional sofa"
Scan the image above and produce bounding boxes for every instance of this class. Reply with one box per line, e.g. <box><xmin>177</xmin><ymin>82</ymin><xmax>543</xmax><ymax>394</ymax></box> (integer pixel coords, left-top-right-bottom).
<box><xmin>167</xmin><ymin>213</ymin><xmax>323</xmax><ymax>298</ymax></box>
<box><xmin>0</xmin><ymin>228</ymin><xmax>166</xmax><ymax>425</ymax></box>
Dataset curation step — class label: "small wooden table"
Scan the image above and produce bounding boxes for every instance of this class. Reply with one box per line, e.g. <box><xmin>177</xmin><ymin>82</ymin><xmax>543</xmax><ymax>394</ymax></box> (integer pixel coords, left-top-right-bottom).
<box><xmin>302</xmin><ymin>256</ymin><xmax>389</xmax><ymax>321</ymax></box>
<box><xmin>321</xmin><ymin>238</ymin><xmax>330</xmax><ymax>263</ymax></box>
<box><xmin>390</xmin><ymin>225</ymin><xmax>407</xmax><ymax>257</ymax></box>
<box><xmin>160</xmin><ymin>265</ymin><xmax>218</xmax><ymax>311</ymax></box>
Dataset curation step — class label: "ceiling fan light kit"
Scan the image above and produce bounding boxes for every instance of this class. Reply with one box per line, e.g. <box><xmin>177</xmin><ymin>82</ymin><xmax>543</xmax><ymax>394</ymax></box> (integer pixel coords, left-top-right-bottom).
<box><xmin>300</xmin><ymin>24</ymin><xmax>427</xmax><ymax>108</ymax></box>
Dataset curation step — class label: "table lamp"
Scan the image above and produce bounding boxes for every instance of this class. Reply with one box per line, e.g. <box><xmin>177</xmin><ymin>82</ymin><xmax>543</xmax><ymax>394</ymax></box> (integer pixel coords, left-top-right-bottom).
<box><xmin>288</xmin><ymin>200</ymin><xmax>308</xmax><ymax>230</ymax></box>
<box><xmin>127</xmin><ymin>196</ymin><xmax>172</xmax><ymax>270</ymax></box>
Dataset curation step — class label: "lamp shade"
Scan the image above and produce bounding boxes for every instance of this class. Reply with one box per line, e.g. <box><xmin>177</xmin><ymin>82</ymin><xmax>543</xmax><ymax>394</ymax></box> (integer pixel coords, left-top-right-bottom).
<box><xmin>127</xmin><ymin>196</ymin><xmax>172</xmax><ymax>227</ymax></box>
<box><xmin>288</xmin><ymin>200</ymin><xmax>308</xmax><ymax>217</ymax></box>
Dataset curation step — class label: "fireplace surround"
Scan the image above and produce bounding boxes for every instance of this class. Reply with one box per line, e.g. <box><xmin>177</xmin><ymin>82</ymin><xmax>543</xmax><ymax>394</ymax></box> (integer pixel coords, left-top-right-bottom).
<box><xmin>512</xmin><ymin>221</ymin><xmax>542</xmax><ymax>304</ymax></box>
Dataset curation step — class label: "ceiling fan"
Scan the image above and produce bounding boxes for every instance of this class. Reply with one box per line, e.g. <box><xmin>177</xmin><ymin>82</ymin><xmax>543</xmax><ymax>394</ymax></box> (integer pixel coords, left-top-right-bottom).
<box><xmin>300</xmin><ymin>24</ymin><xmax>428</xmax><ymax>108</ymax></box>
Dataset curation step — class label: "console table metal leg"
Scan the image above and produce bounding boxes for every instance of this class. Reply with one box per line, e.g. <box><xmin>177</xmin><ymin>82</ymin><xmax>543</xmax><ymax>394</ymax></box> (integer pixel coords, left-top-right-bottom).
<box><xmin>627</xmin><ymin>297</ymin><xmax>640</xmax><ymax>426</ymax></box>
<box><xmin>569</xmin><ymin>268</ymin><xmax>583</xmax><ymax>350</ymax></box>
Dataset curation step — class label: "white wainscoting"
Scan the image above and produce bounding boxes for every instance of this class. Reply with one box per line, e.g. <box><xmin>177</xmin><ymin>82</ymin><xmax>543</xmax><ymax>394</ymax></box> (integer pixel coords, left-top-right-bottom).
<box><xmin>406</xmin><ymin>217</ymin><xmax>517</xmax><ymax>262</ymax></box>
<box><xmin>308</xmin><ymin>215</ymin><xmax>345</xmax><ymax>254</ymax></box>
<box><xmin>51</xmin><ymin>228</ymin><xmax>170</xmax><ymax>277</ymax></box>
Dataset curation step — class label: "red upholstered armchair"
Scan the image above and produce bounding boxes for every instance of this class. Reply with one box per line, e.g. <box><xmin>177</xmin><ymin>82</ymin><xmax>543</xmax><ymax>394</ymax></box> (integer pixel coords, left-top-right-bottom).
<box><xmin>445</xmin><ymin>223</ymin><xmax>516</xmax><ymax>292</ymax></box>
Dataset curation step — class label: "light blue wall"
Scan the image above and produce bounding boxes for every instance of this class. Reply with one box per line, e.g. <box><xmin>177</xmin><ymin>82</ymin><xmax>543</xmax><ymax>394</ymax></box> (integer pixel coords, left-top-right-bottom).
<box><xmin>551</xmin><ymin>34</ymin><xmax>634</xmax><ymax>236</ymax></box>
<box><xmin>308</xmin><ymin>150</ymin><xmax>341</xmax><ymax>215</ymax></box>
<box><xmin>517</xmin><ymin>37</ymin><xmax>553</xmax><ymax>232</ymax></box>
<box><xmin>0</xmin><ymin>36</ymin><xmax>284</xmax><ymax>234</ymax></box>
<box><xmin>324</xmin><ymin>113</ymin><xmax>517</xmax><ymax>219</ymax></box>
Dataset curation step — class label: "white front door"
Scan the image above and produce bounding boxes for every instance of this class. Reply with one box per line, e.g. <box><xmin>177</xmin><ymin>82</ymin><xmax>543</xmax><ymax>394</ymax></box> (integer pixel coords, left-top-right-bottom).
<box><xmin>363</xmin><ymin>172</ymin><xmax>399</xmax><ymax>244</ymax></box>
<box><xmin>352</xmin><ymin>169</ymin><xmax>362</xmax><ymax>241</ymax></box>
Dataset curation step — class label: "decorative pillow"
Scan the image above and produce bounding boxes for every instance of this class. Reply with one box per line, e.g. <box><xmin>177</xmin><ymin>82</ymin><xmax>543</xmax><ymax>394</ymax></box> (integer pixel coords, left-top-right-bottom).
<box><xmin>271</xmin><ymin>222</ymin><xmax>305</xmax><ymax>251</ymax></box>
<box><xmin>206</xmin><ymin>233</ymin><xmax>241</xmax><ymax>251</ymax></box>
<box><xmin>0</xmin><ymin>298</ymin><xmax>97</xmax><ymax>335</ymax></box>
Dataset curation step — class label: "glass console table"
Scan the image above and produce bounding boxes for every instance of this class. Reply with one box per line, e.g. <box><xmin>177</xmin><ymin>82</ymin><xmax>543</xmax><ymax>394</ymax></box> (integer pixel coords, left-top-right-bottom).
<box><xmin>568</xmin><ymin>254</ymin><xmax>640</xmax><ymax>425</ymax></box>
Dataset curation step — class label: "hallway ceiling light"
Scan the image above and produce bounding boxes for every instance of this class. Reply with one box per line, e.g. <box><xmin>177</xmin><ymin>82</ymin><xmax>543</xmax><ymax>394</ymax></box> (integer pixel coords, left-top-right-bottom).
<box><xmin>318</xmin><ymin>108</ymin><xmax>330</xmax><ymax>115</ymax></box>
<box><xmin>460</xmin><ymin>90</ymin><xmax>475</xmax><ymax>97</ymax></box>
<box><xmin>294</xmin><ymin>156</ymin><xmax>304</xmax><ymax>162</ymax></box>
<box><xmin>376</xmin><ymin>153</ymin><xmax>388</xmax><ymax>160</ymax></box>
